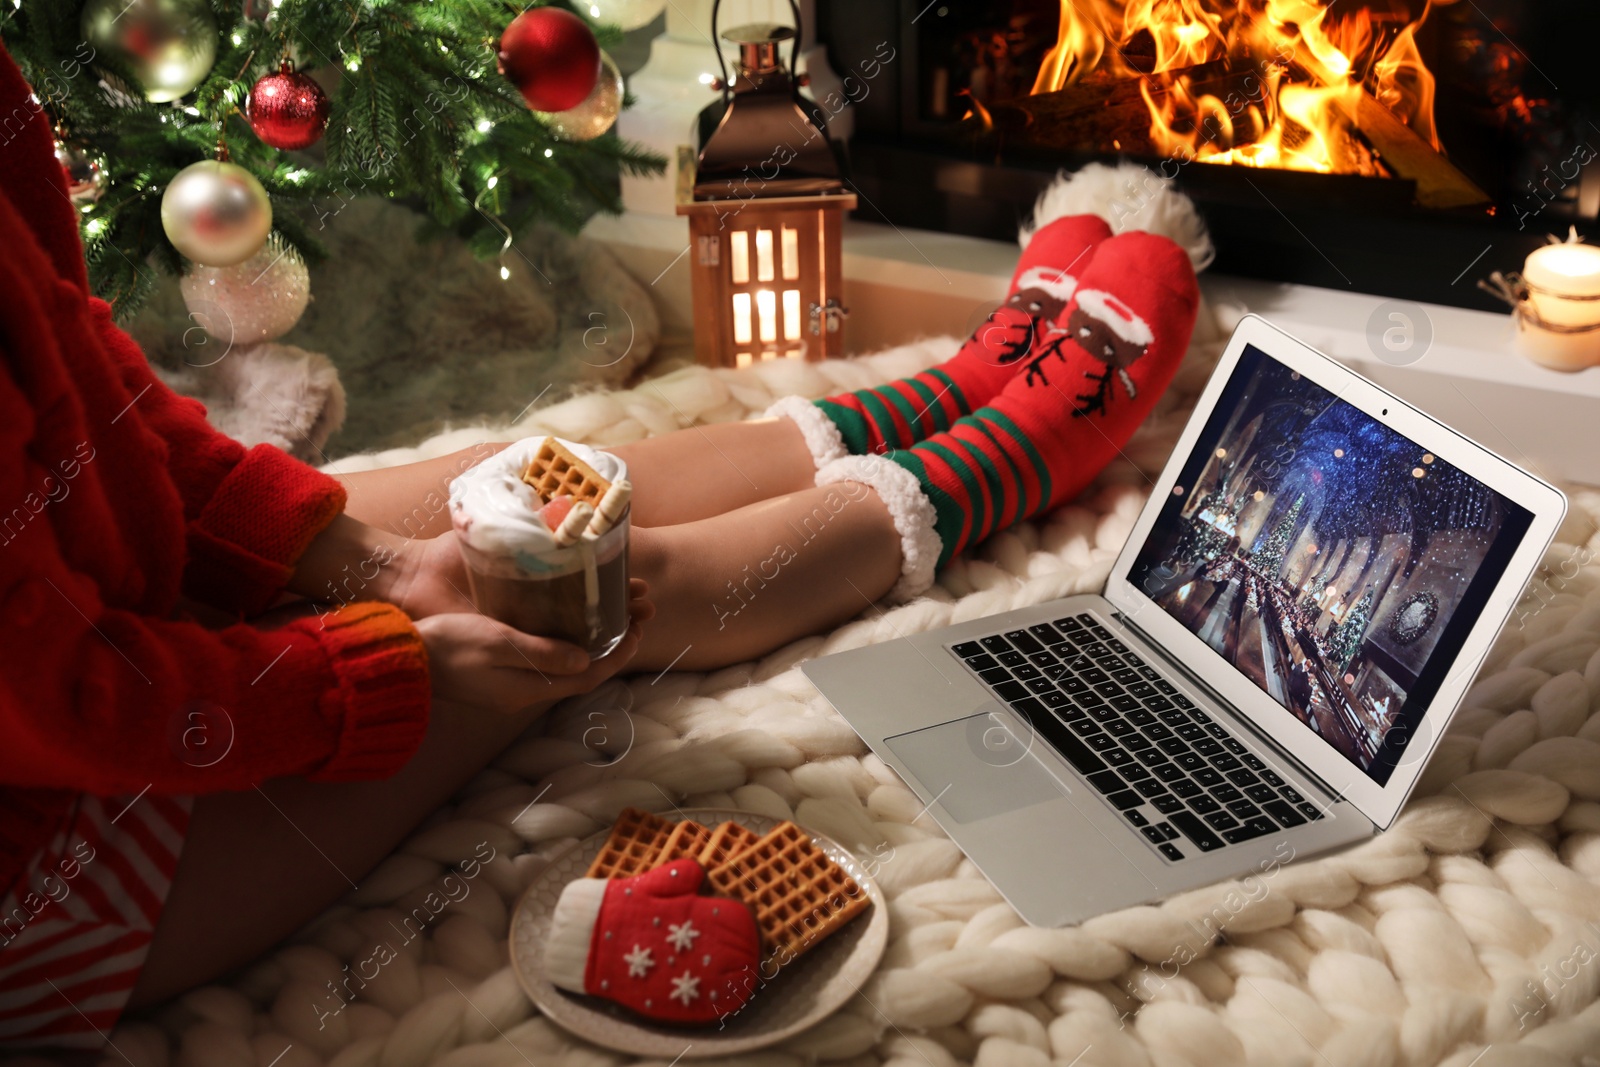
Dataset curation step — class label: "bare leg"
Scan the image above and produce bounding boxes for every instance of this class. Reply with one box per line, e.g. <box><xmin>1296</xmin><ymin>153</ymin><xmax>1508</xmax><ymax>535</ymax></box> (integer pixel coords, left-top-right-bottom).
<box><xmin>127</xmin><ymin>696</ymin><xmax>550</xmax><ymax>1008</ymax></box>
<box><xmin>629</xmin><ymin>481</ymin><xmax>903</xmax><ymax>672</ymax></box>
<box><xmin>334</xmin><ymin>418</ymin><xmax>818</xmax><ymax>537</ymax></box>
<box><xmin>606</xmin><ymin>417</ymin><xmax>817</xmax><ymax>528</ymax></box>
<box><xmin>334</xmin><ymin>443</ymin><xmax>508</xmax><ymax>540</ymax></box>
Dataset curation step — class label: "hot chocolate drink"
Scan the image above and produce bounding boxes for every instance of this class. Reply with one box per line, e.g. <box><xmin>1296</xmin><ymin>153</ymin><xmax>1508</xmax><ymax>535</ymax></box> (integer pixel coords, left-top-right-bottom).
<box><xmin>449</xmin><ymin>436</ymin><xmax>631</xmax><ymax>657</ymax></box>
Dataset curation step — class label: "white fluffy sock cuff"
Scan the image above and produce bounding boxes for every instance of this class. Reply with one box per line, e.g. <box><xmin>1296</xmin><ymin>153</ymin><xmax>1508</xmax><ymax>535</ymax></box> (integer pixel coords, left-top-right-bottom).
<box><xmin>816</xmin><ymin>454</ymin><xmax>942</xmax><ymax>603</ymax></box>
<box><xmin>765</xmin><ymin>395</ymin><xmax>848</xmax><ymax>472</ymax></box>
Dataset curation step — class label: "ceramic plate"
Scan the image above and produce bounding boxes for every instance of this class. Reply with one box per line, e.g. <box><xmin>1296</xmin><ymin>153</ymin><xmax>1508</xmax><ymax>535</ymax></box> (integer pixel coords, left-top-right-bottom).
<box><xmin>509</xmin><ymin>808</ymin><xmax>888</xmax><ymax>1058</ymax></box>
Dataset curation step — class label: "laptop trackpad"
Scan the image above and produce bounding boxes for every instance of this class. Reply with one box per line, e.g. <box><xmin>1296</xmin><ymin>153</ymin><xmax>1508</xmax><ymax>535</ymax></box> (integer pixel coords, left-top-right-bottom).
<box><xmin>885</xmin><ymin>710</ymin><xmax>1066</xmax><ymax>824</ymax></box>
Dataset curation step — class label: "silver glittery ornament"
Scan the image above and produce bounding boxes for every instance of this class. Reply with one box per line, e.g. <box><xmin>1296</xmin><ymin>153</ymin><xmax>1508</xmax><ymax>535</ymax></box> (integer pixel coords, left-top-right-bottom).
<box><xmin>180</xmin><ymin>235</ymin><xmax>310</xmax><ymax>346</ymax></box>
<box><xmin>54</xmin><ymin>138</ymin><xmax>108</xmax><ymax>206</ymax></box>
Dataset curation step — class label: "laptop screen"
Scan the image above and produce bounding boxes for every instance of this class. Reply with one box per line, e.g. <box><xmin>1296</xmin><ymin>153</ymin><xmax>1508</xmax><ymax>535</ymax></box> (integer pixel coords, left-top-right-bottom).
<box><xmin>1128</xmin><ymin>344</ymin><xmax>1533</xmax><ymax>785</ymax></box>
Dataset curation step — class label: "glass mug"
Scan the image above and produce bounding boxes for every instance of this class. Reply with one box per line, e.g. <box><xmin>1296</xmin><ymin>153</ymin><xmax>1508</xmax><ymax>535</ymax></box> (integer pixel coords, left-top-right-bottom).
<box><xmin>456</xmin><ymin>504</ymin><xmax>631</xmax><ymax>658</ymax></box>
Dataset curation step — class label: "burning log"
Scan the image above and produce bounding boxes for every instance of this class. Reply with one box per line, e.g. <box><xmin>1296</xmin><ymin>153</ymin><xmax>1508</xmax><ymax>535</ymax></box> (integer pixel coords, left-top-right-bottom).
<box><xmin>1335</xmin><ymin>89</ymin><xmax>1492</xmax><ymax>209</ymax></box>
<box><xmin>999</xmin><ymin>54</ymin><xmax>1489</xmax><ymax>211</ymax></box>
<box><xmin>990</xmin><ymin>60</ymin><xmax>1268</xmax><ymax>157</ymax></box>
<box><xmin>1002</xmin><ymin>0</ymin><xmax>1487</xmax><ymax>201</ymax></box>
<box><xmin>1282</xmin><ymin>35</ymin><xmax>1492</xmax><ymax>208</ymax></box>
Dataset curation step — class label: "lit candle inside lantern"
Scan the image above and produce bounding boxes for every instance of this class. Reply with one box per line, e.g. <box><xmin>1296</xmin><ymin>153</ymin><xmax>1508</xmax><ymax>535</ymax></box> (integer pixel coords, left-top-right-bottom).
<box><xmin>1517</xmin><ymin>232</ymin><xmax>1600</xmax><ymax>372</ymax></box>
<box><xmin>755</xmin><ymin>228</ymin><xmax>774</xmax><ymax>282</ymax></box>
<box><xmin>731</xmin><ymin>292</ymin><xmax>752</xmax><ymax>345</ymax></box>
<box><xmin>782</xmin><ymin>288</ymin><xmax>801</xmax><ymax>341</ymax></box>
<box><xmin>756</xmin><ymin>289</ymin><xmax>777</xmax><ymax>343</ymax></box>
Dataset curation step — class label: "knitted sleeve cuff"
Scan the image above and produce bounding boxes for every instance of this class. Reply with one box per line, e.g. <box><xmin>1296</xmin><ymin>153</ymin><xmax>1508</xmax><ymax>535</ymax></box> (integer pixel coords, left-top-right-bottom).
<box><xmin>184</xmin><ymin>444</ymin><xmax>348</xmax><ymax>615</ymax></box>
<box><xmin>303</xmin><ymin>602</ymin><xmax>432</xmax><ymax>782</ymax></box>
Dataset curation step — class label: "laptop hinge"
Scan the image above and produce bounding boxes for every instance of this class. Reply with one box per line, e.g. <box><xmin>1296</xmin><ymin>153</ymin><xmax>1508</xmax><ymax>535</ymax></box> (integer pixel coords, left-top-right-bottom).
<box><xmin>1110</xmin><ymin>610</ymin><xmax>1355</xmax><ymax>812</ymax></box>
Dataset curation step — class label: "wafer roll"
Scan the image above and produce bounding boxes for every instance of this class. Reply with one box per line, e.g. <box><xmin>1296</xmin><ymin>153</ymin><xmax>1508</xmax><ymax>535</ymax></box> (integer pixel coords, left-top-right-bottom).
<box><xmin>585</xmin><ymin>479</ymin><xmax>632</xmax><ymax>539</ymax></box>
<box><xmin>553</xmin><ymin>501</ymin><xmax>595</xmax><ymax>546</ymax></box>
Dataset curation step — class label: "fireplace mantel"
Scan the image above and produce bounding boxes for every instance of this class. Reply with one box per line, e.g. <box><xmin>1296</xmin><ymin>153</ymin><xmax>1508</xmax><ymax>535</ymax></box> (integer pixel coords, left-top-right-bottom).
<box><xmin>587</xmin><ymin>210</ymin><xmax>1600</xmax><ymax>487</ymax></box>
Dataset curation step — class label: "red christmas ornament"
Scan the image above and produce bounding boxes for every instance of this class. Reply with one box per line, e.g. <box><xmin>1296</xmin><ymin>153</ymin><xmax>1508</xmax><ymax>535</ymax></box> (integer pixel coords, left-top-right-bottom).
<box><xmin>497</xmin><ymin>7</ymin><xmax>601</xmax><ymax>113</ymax></box>
<box><xmin>246</xmin><ymin>60</ymin><xmax>330</xmax><ymax>150</ymax></box>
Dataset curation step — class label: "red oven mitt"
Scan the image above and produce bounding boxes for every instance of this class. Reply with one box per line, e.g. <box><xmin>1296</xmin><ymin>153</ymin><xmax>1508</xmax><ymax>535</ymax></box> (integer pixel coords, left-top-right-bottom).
<box><xmin>545</xmin><ymin>859</ymin><xmax>762</xmax><ymax>1024</ymax></box>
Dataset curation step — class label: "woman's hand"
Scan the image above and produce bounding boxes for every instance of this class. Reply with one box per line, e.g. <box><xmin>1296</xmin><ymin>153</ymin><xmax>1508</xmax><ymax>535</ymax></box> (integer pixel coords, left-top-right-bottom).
<box><xmin>386</xmin><ymin>530</ymin><xmax>475</xmax><ymax>620</ymax></box>
<box><xmin>414</xmin><ymin>580</ymin><xmax>654</xmax><ymax>712</ymax></box>
<box><xmin>288</xmin><ymin>514</ymin><xmax>475</xmax><ymax>621</ymax></box>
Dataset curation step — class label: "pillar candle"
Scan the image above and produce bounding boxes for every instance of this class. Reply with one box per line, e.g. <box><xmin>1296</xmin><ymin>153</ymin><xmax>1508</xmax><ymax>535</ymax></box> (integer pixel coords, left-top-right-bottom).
<box><xmin>1518</xmin><ymin>235</ymin><xmax>1600</xmax><ymax>372</ymax></box>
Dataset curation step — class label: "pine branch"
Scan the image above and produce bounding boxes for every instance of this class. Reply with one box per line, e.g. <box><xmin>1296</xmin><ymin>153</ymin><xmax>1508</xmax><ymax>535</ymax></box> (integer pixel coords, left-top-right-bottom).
<box><xmin>3</xmin><ymin>0</ymin><xmax>665</xmax><ymax>320</ymax></box>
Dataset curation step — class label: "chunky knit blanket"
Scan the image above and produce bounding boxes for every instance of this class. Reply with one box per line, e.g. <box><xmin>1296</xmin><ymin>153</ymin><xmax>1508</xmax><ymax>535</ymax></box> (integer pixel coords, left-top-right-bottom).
<box><xmin>82</xmin><ymin>304</ymin><xmax>1600</xmax><ymax>1067</ymax></box>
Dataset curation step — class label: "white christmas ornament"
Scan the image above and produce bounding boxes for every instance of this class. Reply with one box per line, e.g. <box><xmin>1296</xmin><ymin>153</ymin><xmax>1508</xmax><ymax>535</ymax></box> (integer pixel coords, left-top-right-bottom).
<box><xmin>162</xmin><ymin>159</ymin><xmax>273</xmax><ymax>266</ymax></box>
<box><xmin>537</xmin><ymin>51</ymin><xmax>622</xmax><ymax>142</ymax></box>
<box><xmin>181</xmin><ymin>235</ymin><xmax>309</xmax><ymax>345</ymax></box>
<box><xmin>584</xmin><ymin>0</ymin><xmax>667</xmax><ymax>32</ymax></box>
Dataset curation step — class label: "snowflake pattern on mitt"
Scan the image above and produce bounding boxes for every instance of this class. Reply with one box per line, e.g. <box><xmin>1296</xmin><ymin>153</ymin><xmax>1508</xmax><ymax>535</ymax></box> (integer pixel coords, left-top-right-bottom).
<box><xmin>623</xmin><ymin>945</ymin><xmax>654</xmax><ymax>978</ymax></box>
<box><xmin>670</xmin><ymin>971</ymin><xmax>700</xmax><ymax>1005</ymax></box>
<box><xmin>666</xmin><ymin>920</ymin><xmax>700</xmax><ymax>952</ymax></box>
<box><xmin>547</xmin><ymin>859</ymin><xmax>762</xmax><ymax>1025</ymax></box>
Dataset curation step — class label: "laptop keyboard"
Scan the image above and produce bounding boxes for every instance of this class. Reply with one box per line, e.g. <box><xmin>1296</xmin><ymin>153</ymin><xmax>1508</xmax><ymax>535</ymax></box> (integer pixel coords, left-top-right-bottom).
<box><xmin>950</xmin><ymin>612</ymin><xmax>1325</xmax><ymax>862</ymax></box>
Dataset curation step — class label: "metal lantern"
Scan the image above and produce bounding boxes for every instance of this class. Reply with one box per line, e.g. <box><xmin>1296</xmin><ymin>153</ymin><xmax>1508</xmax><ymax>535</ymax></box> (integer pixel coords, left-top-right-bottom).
<box><xmin>676</xmin><ymin>4</ymin><xmax>854</xmax><ymax>368</ymax></box>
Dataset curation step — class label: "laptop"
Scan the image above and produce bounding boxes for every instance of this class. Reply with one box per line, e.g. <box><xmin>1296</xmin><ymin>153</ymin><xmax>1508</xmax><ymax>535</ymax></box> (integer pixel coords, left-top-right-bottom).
<box><xmin>803</xmin><ymin>315</ymin><xmax>1566</xmax><ymax>927</ymax></box>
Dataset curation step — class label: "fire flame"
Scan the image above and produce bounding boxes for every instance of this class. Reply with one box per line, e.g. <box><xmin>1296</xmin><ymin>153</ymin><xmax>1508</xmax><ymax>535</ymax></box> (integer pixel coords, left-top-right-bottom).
<box><xmin>1031</xmin><ymin>0</ymin><xmax>1446</xmax><ymax>175</ymax></box>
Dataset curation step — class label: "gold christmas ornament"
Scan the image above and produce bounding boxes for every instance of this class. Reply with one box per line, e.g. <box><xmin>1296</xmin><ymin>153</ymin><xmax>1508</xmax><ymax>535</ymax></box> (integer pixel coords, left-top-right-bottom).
<box><xmin>536</xmin><ymin>51</ymin><xmax>623</xmax><ymax>142</ymax></box>
<box><xmin>161</xmin><ymin>159</ymin><xmax>273</xmax><ymax>267</ymax></box>
<box><xmin>181</xmin><ymin>235</ymin><xmax>310</xmax><ymax>346</ymax></box>
<box><xmin>81</xmin><ymin>0</ymin><xmax>217</xmax><ymax>104</ymax></box>
<box><xmin>54</xmin><ymin>138</ymin><xmax>108</xmax><ymax>206</ymax></box>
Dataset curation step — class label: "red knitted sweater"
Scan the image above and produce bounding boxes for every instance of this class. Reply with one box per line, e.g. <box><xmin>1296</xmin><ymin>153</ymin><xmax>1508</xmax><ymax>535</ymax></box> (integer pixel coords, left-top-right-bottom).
<box><xmin>0</xmin><ymin>42</ymin><xmax>432</xmax><ymax>900</ymax></box>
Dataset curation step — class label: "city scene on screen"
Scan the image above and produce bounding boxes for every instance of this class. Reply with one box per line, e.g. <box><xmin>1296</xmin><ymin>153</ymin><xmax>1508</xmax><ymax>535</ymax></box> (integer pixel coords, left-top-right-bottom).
<box><xmin>1131</xmin><ymin>348</ymin><xmax>1523</xmax><ymax>777</ymax></box>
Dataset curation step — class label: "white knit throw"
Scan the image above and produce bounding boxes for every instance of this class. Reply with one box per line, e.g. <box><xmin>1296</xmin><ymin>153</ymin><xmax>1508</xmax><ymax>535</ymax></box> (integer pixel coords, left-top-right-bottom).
<box><xmin>93</xmin><ymin>303</ymin><xmax>1600</xmax><ymax>1067</ymax></box>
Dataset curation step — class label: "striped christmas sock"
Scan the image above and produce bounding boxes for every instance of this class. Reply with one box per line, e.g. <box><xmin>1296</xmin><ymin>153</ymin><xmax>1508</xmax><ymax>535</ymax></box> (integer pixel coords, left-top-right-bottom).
<box><xmin>770</xmin><ymin>215</ymin><xmax>1112</xmax><ymax>469</ymax></box>
<box><xmin>820</xmin><ymin>231</ymin><xmax>1201</xmax><ymax>598</ymax></box>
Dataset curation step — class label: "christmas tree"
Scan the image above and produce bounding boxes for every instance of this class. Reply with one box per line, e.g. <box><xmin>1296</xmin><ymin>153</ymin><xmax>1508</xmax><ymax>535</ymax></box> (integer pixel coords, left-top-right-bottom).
<box><xmin>1298</xmin><ymin>572</ymin><xmax>1328</xmax><ymax>618</ymax></box>
<box><xmin>1</xmin><ymin>0</ymin><xmax>663</xmax><ymax>319</ymax></box>
<box><xmin>1180</xmin><ymin>486</ymin><xmax>1232</xmax><ymax>565</ymax></box>
<box><xmin>1329</xmin><ymin>586</ymin><xmax>1375</xmax><ymax>674</ymax></box>
<box><xmin>1252</xmin><ymin>493</ymin><xmax>1304</xmax><ymax>579</ymax></box>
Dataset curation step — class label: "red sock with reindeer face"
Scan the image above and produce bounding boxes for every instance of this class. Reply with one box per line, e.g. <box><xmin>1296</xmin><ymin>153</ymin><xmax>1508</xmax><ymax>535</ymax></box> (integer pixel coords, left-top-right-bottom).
<box><xmin>774</xmin><ymin>215</ymin><xmax>1113</xmax><ymax>465</ymax></box>
<box><xmin>818</xmin><ymin>230</ymin><xmax>1200</xmax><ymax>597</ymax></box>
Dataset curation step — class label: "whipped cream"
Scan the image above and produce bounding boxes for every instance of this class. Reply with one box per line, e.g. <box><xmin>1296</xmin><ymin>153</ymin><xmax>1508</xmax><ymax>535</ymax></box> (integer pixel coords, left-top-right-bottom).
<box><xmin>449</xmin><ymin>436</ymin><xmax>627</xmax><ymax>563</ymax></box>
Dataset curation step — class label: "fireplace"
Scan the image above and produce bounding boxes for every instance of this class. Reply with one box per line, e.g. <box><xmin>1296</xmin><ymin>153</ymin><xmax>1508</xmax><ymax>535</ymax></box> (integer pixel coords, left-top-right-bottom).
<box><xmin>817</xmin><ymin>0</ymin><xmax>1599</xmax><ymax>311</ymax></box>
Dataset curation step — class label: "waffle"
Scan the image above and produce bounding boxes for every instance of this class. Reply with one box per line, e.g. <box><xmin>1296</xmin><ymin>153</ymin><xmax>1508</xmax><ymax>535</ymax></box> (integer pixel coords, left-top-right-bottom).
<box><xmin>650</xmin><ymin>820</ymin><xmax>714</xmax><ymax>867</ymax></box>
<box><xmin>584</xmin><ymin>807</ymin><xmax>672</xmax><ymax>879</ymax></box>
<box><xmin>521</xmin><ymin>437</ymin><xmax>611</xmax><ymax>507</ymax></box>
<box><xmin>706</xmin><ymin>821</ymin><xmax>870</xmax><ymax>966</ymax></box>
<box><xmin>698</xmin><ymin>821</ymin><xmax>761</xmax><ymax>871</ymax></box>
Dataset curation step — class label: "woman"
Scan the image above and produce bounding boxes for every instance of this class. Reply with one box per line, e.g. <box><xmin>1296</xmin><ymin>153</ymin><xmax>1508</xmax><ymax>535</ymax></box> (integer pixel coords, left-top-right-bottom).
<box><xmin>0</xmin><ymin>41</ymin><xmax>1198</xmax><ymax>1048</ymax></box>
